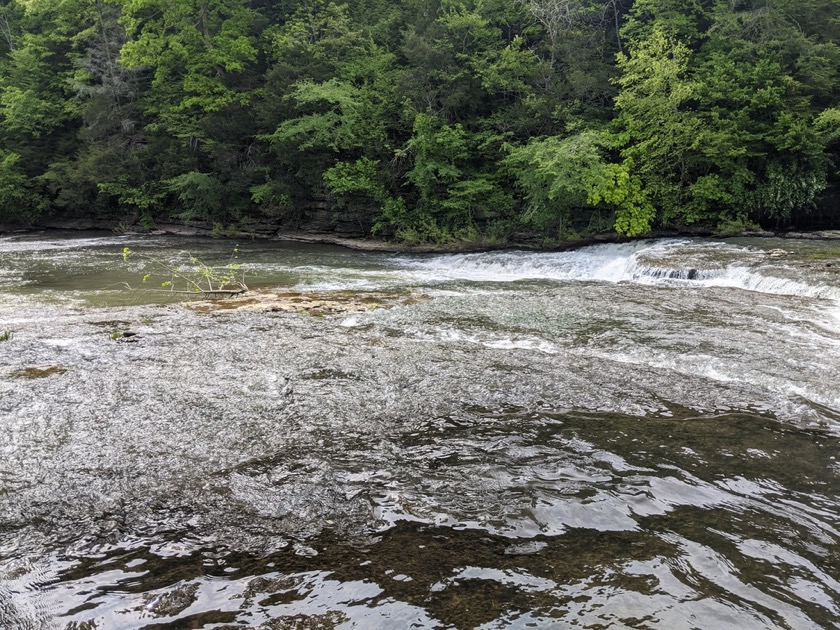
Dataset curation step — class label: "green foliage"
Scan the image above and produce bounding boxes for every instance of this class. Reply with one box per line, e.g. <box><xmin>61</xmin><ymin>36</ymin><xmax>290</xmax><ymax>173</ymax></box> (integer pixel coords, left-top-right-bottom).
<box><xmin>164</xmin><ymin>171</ymin><xmax>223</xmax><ymax>221</ymax></box>
<box><xmin>613</xmin><ymin>4</ymin><xmax>834</xmax><ymax>228</ymax></box>
<box><xmin>404</xmin><ymin>113</ymin><xmax>469</xmax><ymax>207</ymax></box>
<box><xmin>324</xmin><ymin>157</ymin><xmax>387</xmax><ymax>202</ymax></box>
<box><xmin>749</xmin><ymin>162</ymin><xmax>827</xmax><ymax>221</ymax></box>
<box><xmin>472</xmin><ymin>35</ymin><xmax>540</xmax><ymax>97</ymax></box>
<box><xmin>122</xmin><ymin>245</ymin><xmax>248</xmax><ymax>296</ymax></box>
<box><xmin>504</xmin><ymin>133</ymin><xmax>596</xmax><ymax>229</ymax></box>
<box><xmin>816</xmin><ymin>108</ymin><xmax>840</xmax><ymax>145</ymax></box>
<box><xmin>714</xmin><ymin>215</ymin><xmax>762</xmax><ymax>237</ymax></box>
<box><xmin>249</xmin><ymin>180</ymin><xmax>292</xmax><ymax>219</ymax></box>
<box><xmin>120</xmin><ymin>0</ymin><xmax>258</xmax><ymax>135</ymax></box>
<box><xmin>620</xmin><ymin>0</ymin><xmax>708</xmax><ymax>42</ymax></box>
<box><xmin>211</xmin><ymin>222</ymin><xmax>239</xmax><ymax>239</ymax></box>
<box><xmin>0</xmin><ymin>330</ymin><xmax>12</xmax><ymax>342</ymax></box>
<box><xmin>504</xmin><ymin>131</ymin><xmax>655</xmax><ymax>236</ymax></box>
<box><xmin>0</xmin><ymin>150</ymin><xmax>44</xmax><ymax>223</ymax></box>
<box><xmin>613</xmin><ymin>25</ymin><xmax>698</xmax><ymax>224</ymax></box>
<box><xmin>267</xmin><ymin>77</ymin><xmax>391</xmax><ymax>153</ymax></box>
<box><xmin>0</xmin><ymin>0</ymin><xmax>838</xmax><ymax>235</ymax></box>
<box><xmin>365</xmin><ymin>112</ymin><xmax>516</xmax><ymax>242</ymax></box>
<box><xmin>0</xmin><ymin>36</ymin><xmax>70</xmax><ymax>137</ymax></box>
<box><xmin>98</xmin><ymin>178</ymin><xmax>166</xmax><ymax>213</ymax></box>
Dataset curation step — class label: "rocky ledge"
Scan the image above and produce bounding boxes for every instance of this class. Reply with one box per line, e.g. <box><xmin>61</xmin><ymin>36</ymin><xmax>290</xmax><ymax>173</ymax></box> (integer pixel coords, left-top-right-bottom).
<box><xmin>4</xmin><ymin>219</ymin><xmax>840</xmax><ymax>254</ymax></box>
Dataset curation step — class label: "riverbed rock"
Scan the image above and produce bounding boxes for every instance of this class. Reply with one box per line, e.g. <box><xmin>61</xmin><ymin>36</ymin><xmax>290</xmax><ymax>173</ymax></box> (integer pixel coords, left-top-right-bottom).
<box><xmin>184</xmin><ymin>290</ymin><xmax>430</xmax><ymax>316</ymax></box>
<box><xmin>140</xmin><ymin>582</ymin><xmax>200</xmax><ymax>617</ymax></box>
<box><xmin>10</xmin><ymin>365</ymin><xmax>67</xmax><ymax>379</ymax></box>
<box><xmin>783</xmin><ymin>230</ymin><xmax>840</xmax><ymax>240</ymax></box>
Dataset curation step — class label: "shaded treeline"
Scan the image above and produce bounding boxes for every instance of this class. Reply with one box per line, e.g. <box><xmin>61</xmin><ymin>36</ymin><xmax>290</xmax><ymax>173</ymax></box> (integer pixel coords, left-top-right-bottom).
<box><xmin>1</xmin><ymin>0</ymin><xmax>839</xmax><ymax>242</ymax></box>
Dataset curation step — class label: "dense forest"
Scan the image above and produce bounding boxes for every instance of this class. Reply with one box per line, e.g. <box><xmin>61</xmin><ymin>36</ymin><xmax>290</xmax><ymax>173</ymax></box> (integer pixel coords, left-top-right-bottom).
<box><xmin>0</xmin><ymin>0</ymin><xmax>839</xmax><ymax>242</ymax></box>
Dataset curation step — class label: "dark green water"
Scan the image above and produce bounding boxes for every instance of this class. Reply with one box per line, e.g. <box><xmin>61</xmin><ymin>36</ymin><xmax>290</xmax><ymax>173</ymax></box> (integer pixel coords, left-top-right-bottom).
<box><xmin>1</xmin><ymin>232</ymin><xmax>839</xmax><ymax>629</ymax></box>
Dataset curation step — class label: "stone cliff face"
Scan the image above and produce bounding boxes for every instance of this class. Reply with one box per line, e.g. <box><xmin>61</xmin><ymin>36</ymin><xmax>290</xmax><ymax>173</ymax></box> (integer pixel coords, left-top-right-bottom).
<box><xmin>22</xmin><ymin>194</ymin><xmax>377</xmax><ymax>240</ymax></box>
<box><xmin>284</xmin><ymin>195</ymin><xmax>376</xmax><ymax>238</ymax></box>
<box><xmin>7</xmin><ymin>193</ymin><xmax>840</xmax><ymax>251</ymax></box>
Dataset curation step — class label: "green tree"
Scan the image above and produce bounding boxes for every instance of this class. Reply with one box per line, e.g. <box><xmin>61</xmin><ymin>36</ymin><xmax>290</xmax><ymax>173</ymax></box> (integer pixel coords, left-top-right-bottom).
<box><xmin>260</xmin><ymin>1</ymin><xmax>404</xmax><ymax>226</ymax></box>
<box><xmin>119</xmin><ymin>0</ymin><xmax>258</xmax><ymax>141</ymax></box>
<box><xmin>614</xmin><ymin>1</ymin><xmax>835</xmax><ymax>228</ymax></box>
<box><xmin>46</xmin><ymin>0</ymin><xmax>146</xmax><ymax>217</ymax></box>
<box><xmin>0</xmin><ymin>150</ymin><xmax>44</xmax><ymax>222</ymax></box>
<box><xmin>0</xmin><ymin>0</ymin><xmax>89</xmax><ymax>221</ymax></box>
<box><xmin>613</xmin><ymin>25</ymin><xmax>699</xmax><ymax>224</ymax></box>
<box><xmin>504</xmin><ymin>130</ymin><xmax>654</xmax><ymax>236</ymax></box>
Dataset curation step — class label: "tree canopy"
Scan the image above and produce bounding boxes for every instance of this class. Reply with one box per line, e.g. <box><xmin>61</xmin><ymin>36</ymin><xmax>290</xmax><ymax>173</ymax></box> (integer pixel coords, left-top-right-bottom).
<box><xmin>1</xmin><ymin>0</ymin><xmax>839</xmax><ymax>241</ymax></box>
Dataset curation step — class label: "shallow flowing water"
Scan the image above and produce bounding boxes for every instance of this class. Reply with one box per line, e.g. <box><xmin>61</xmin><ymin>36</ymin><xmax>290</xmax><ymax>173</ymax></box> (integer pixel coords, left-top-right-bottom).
<box><xmin>1</xmin><ymin>232</ymin><xmax>840</xmax><ymax>629</ymax></box>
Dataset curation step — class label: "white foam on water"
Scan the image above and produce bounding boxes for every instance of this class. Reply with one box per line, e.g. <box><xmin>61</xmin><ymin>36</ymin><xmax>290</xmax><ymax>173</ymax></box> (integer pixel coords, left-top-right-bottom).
<box><xmin>578</xmin><ymin>347</ymin><xmax>840</xmax><ymax>431</ymax></box>
<box><xmin>395</xmin><ymin>240</ymin><xmax>666</xmax><ymax>284</ymax></box>
<box><xmin>700</xmin><ymin>267</ymin><xmax>840</xmax><ymax>300</ymax></box>
<box><xmin>825</xmin><ymin>303</ymin><xmax>840</xmax><ymax>324</ymax></box>
<box><xmin>0</xmin><ymin>234</ymin><xmax>141</xmax><ymax>253</ymax></box>
<box><xmin>283</xmin><ymin>263</ymin><xmax>416</xmax><ymax>292</ymax></box>
<box><xmin>406</xmin><ymin>325</ymin><xmax>560</xmax><ymax>355</ymax></box>
<box><xmin>394</xmin><ymin>240</ymin><xmax>840</xmax><ymax>301</ymax></box>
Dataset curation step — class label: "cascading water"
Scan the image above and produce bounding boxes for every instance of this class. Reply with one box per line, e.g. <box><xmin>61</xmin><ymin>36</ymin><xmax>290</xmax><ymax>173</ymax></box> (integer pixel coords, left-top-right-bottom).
<box><xmin>393</xmin><ymin>239</ymin><xmax>840</xmax><ymax>299</ymax></box>
<box><xmin>1</xmin><ymin>232</ymin><xmax>839</xmax><ymax>629</ymax></box>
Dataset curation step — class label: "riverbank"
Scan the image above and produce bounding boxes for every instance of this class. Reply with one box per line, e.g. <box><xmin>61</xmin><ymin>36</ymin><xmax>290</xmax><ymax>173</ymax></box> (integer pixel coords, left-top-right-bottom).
<box><xmin>3</xmin><ymin>217</ymin><xmax>840</xmax><ymax>253</ymax></box>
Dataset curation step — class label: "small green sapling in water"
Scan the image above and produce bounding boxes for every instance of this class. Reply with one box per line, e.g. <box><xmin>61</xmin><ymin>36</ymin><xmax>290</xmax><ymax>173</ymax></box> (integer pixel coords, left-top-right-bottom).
<box><xmin>121</xmin><ymin>245</ymin><xmax>248</xmax><ymax>297</ymax></box>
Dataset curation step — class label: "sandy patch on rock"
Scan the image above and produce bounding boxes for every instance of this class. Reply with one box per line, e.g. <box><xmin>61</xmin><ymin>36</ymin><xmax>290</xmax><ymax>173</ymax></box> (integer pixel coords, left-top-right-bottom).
<box><xmin>184</xmin><ymin>289</ymin><xmax>430</xmax><ymax>316</ymax></box>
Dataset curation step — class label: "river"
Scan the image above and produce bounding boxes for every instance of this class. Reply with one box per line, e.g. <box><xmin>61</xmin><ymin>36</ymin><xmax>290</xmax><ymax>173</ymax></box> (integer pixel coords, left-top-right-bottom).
<box><xmin>1</xmin><ymin>232</ymin><xmax>839</xmax><ymax>629</ymax></box>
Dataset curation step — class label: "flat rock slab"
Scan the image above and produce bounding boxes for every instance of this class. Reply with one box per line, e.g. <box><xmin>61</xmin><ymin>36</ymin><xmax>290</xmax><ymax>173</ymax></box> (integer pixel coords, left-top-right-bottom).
<box><xmin>9</xmin><ymin>365</ymin><xmax>67</xmax><ymax>379</ymax></box>
<box><xmin>783</xmin><ymin>230</ymin><xmax>840</xmax><ymax>240</ymax></box>
<box><xmin>185</xmin><ymin>290</ymin><xmax>430</xmax><ymax>316</ymax></box>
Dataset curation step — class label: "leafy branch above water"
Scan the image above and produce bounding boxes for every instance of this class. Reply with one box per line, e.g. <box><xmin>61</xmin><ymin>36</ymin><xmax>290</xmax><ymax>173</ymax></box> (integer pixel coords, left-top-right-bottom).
<box><xmin>121</xmin><ymin>246</ymin><xmax>249</xmax><ymax>297</ymax></box>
